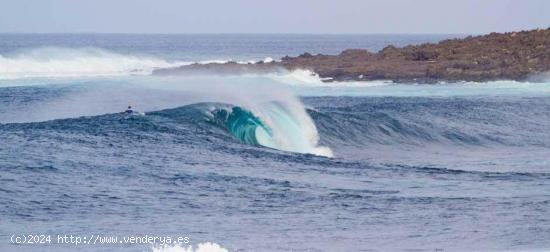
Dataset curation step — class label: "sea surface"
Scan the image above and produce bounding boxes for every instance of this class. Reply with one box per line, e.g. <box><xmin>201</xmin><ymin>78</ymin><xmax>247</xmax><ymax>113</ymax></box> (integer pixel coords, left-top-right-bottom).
<box><xmin>1</xmin><ymin>34</ymin><xmax>549</xmax><ymax>252</ymax></box>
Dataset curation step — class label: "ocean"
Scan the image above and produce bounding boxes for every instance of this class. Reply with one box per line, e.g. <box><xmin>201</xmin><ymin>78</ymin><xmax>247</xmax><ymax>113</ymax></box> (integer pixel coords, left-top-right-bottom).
<box><xmin>0</xmin><ymin>34</ymin><xmax>549</xmax><ymax>252</ymax></box>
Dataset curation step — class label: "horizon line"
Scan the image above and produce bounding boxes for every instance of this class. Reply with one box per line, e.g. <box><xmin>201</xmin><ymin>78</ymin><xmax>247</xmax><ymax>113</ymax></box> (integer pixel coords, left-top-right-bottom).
<box><xmin>2</xmin><ymin>27</ymin><xmax>547</xmax><ymax>36</ymax></box>
<box><xmin>0</xmin><ymin>32</ymin><xmax>476</xmax><ymax>36</ymax></box>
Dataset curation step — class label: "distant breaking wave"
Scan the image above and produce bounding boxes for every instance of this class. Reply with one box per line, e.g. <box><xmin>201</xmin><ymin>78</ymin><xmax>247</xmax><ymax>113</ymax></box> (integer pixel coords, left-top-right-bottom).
<box><xmin>0</xmin><ymin>46</ymin><xmax>389</xmax><ymax>87</ymax></box>
<box><xmin>3</xmin><ymin>47</ymin><xmax>548</xmax><ymax>94</ymax></box>
<box><xmin>0</xmin><ymin>47</ymin><xmax>191</xmax><ymax>79</ymax></box>
<box><xmin>0</xmin><ymin>47</ymin><xmax>278</xmax><ymax>80</ymax></box>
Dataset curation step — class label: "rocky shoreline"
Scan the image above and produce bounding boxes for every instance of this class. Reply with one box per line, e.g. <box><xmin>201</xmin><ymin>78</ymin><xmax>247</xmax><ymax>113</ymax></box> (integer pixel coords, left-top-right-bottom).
<box><xmin>154</xmin><ymin>28</ymin><xmax>550</xmax><ymax>83</ymax></box>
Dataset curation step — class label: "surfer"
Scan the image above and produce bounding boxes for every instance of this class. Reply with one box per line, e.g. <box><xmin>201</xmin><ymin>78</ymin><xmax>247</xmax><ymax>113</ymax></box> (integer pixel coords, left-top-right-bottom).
<box><xmin>122</xmin><ymin>105</ymin><xmax>145</xmax><ymax>117</ymax></box>
<box><xmin>124</xmin><ymin>105</ymin><xmax>134</xmax><ymax>114</ymax></box>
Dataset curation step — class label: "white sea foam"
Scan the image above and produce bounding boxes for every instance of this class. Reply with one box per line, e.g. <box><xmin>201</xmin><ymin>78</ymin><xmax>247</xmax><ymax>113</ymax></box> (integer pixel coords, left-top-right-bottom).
<box><xmin>262</xmin><ymin>57</ymin><xmax>274</xmax><ymax>63</ymax></box>
<box><xmin>0</xmin><ymin>47</ymin><xmax>189</xmax><ymax>80</ymax></box>
<box><xmin>234</xmin><ymin>97</ymin><xmax>333</xmax><ymax>157</ymax></box>
<box><xmin>198</xmin><ymin>59</ymin><xmax>233</xmax><ymax>65</ymax></box>
<box><xmin>0</xmin><ymin>47</ymin><xmax>283</xmax><ymax>80</ymax></box>
<box><xmin>152</xmin><ymin>242</ymin><xmax>228</xmax><ymax>252</ymax></box>
<box><xmin>267</xmin><ymin>69</ymin><xmax>392</xmax><ymax>87</ymax></box>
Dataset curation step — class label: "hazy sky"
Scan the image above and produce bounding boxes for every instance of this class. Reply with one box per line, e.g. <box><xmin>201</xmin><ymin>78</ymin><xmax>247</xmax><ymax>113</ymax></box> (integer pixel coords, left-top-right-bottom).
<box><xmin>1</xmin><ymin>0</ymin><xmax>549</xmax><ymax>34</ymax></box>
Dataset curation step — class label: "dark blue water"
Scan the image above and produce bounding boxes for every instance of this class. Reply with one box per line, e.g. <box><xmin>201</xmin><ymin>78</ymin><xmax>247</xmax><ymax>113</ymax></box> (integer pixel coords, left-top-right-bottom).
<box><xmin>1</xmin><ymin>34</ymin><xmax>549</xmax><ymax>252</ymax></box>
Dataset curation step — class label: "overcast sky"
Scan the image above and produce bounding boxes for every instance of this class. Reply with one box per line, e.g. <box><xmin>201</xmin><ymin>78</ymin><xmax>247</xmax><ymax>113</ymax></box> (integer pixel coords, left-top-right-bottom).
<box><xmin>1</xmin><ymin>0</ymin><xmax>549</xmax><ymax>34</ymax></box>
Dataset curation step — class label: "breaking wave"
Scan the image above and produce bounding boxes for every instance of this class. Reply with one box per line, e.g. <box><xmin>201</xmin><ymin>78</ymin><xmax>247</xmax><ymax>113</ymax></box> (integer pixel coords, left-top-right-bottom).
<box><xmin>210</xmin><ymin>106</ymin><xmax>273</xmax><ymax>147</ymax></box>
<box><xmin>0</xmin><ymin>46</ymin><xmax>389</xmax><ymax>89</ymax></box>
<box><xmin>2</xmin><ymin>94</ymin><xmax>550</xmax><ymax>171</ymax></box>
<box><xmin>208</xmin><ymin>103</ymin><xmax>332</xmax><ymax>157</ymax></box>
<box><xmin>0</xmin><ymin>47</ymin><xmax>188</xmax><ymax>79</ymax></box>
<box><xmin>0</xmin><ymin>47</ymin><xmax>279</xmax><ymax>81</ymax></box>
<box><xmin>0</xmin><ymin>101</ymin><xmax>333</xmax><ymax>157</ymax></box>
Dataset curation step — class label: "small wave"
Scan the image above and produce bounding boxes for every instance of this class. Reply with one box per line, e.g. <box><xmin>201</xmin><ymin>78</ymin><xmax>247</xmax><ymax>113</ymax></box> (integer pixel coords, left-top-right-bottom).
<box><xmin>0</xmin><ymin>47</ymin><xmax>189</xmax><ymax>80</ymax></box>
<box><xmin>267</xmin><ymin>69</ymin><xmax>393</xmax><ymax>87</ymax></box>
<box><xmin>307</xmin><ymin>96</ymin><xmax>550</xmax><ymax>149</ymax></box>
<box><xmin>197</xmin><ymin>59</ymin><xmax>233</xmax><ymax>65</ymax></box>
<box><xmin>197</xmin><ymin>56</ymin><xmax>275</xmax><ymax>65</ymax></box>
<box><xmin>152</xmin><ymin>242</ymin><xmax>228</xmax><ymax>252</ymax></box>
<box><xmin>262</xmin><ymin>57</ymin><xmax>274</xmax><ymax>63</ymax></box>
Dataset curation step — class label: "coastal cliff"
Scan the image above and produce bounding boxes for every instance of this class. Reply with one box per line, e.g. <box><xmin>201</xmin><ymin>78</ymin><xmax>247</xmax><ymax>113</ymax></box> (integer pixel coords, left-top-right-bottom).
<box><xmin>154</xmin><ymin>28</ymin><xmax>550</xmax><ymax>83</ymax></box>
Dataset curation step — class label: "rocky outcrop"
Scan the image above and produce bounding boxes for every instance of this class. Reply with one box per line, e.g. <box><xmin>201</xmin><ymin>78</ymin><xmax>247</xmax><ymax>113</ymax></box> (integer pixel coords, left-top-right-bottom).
<box><xmin>154</xmin><ymin>28</ymin><xmax>550</xmax><ymax>83</ymax></box>
<box><xmin>154</xmin><ymin>61</ymin><xmax>286</xmax><ymax>76</ymax></box>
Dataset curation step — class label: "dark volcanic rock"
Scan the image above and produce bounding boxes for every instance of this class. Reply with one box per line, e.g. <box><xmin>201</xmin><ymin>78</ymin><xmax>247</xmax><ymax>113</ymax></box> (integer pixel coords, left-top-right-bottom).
<box><xmin>279</xmin><ymin>28</ymin><xmax>550</xmax><ymax>82</ymax></box>
<box><xmin>154</xmin><ymin>28</ymin><xmax>550</xmax><ymax>83</ymax></box>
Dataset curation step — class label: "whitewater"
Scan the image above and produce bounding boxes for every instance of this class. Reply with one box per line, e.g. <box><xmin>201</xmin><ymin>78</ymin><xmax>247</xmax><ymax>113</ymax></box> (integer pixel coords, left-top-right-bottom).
<box><xmin>1</xmin><ymin>34</ymin><xmax>549</xmax><ymax>252</ymax></box>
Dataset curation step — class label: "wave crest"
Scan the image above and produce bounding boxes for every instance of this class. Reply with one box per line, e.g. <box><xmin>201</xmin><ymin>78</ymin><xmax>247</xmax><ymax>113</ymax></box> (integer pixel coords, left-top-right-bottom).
<box><xmin>208</xmin><ymin>103</ymin><xmax>333</xmax><ymax>157</ymax></box>
<box><xmin>0</xmin><ymin>47</ymin><xmax>187</xmax><ymax>79</ymax></box>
